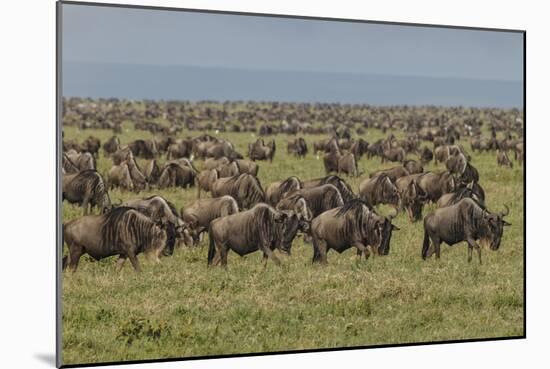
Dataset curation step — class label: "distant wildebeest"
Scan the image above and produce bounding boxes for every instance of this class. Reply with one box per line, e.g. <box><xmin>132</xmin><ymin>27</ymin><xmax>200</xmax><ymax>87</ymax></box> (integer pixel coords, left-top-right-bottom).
<box><xmin>302</xmin><ymin>175</ymin><xmax>356</xmax><ymax>203</ymax></box>
<box><xmin>249</xmin><ymin>138</ymin><xmax>276</xmax><ymax>162</ymax></box>
<box><xmin>207</xmin><ymin>203</ymin><xmax>287</xmax><ymax>266</ymax></box>
<box><xmin>437</xmin><ymin>182</ymin><xmax>485</xmax><ymax>208</ymax></box>
<box><xmin>395</xmin><ymin>176</ymin><xmax>428</xmax><ymax>222</ymax></box>
<box><xmin>287</xmin><ymin>137</ymin><xmax>308</xmax><ymax>158</ymax></box>
<box><xmin>369</xmin><ymin>166</ymin><xmax>409</xmax><ymax>182</ymax></box>
<box><xmin>359</xmin><ymin>174</ymin><xmax>401</xmax><ymax>209</ymax></box>
<box><xmin>403</xmin><ymin>159</ymin><xmax>424</xmax><ymax>174</ymax></box>
<box><xmin>181</xmin><ymin>195</ymin><xmax>240</xmax><ymax>238</ymax></box>
<box><xmin>123</xmin><ymin>195</ymin><xmax>194</xmax><ymax>254</ymax></box>
<box><xmin>323</xmin><ymin>150</ymin><xmax>359</xmax><ymax>177</ymax></box>
<box><xmin>203</xmin><ymin>157</ymin><xmax>230</xmax><ymax>170</ymax></box>
<box><xmin>107</xmin><ymin>162</ymin><xmax>134</xmax><ymax>192</ymax></box>
<box><xmin>81</xmin><ymin>136</ymin><xmax>101</xmax><ymax>158</ymax></box>
<box><xmin>112</xmin><ymin>146</ymin><xmax>132</xmax><ymax>165</ymax></box>
<box><xmin>266</xmin><ymin>176</ymin><xmax>303</xmax><ymax>206</ymax></box>
<box><xmin>125</xmin><ymin>154</ymin><xmax>149</xmax><ymax>191</ymax></box>
<box><xmin>310</xmin><ymin>200</ymin><xmax>399</xmax><ymax>264</ymax></box>
<box><xmin>514</xmin><ymin>142</ymin><xmax>524</xmax><ymax>165</ymax></box>
<box><xmin>128</xmin><ymin>139</ymin><xmax>158</xmax><ymax>159</ymax></box>
<box><xmin>416</xmin><ymin>171</ymin><xmax>456</xmax><ymax>203</ymax></box>
<box><xmin>497</xmin><ymin>150</ymin><xmax>513</xmax><ymax>168</ymax></box>
<box><xmin>103</xmin><ymin>136</ymin><xmax>120</xmax><ymax>157</ymax></box>
<box><xmin>62</xmin><ymin>153</ymin><xmax>80</xmax><ymax>174</ymax></box>
<box><xmin>62</xmin><ymin>169</ymin><xmax>111</xmax><ymax>214</ymax></box>
<box><xmin>235</xmin><ymin>159</ymin><xmax>259</xmax><ymax>176</ymax></box>
<box><xmin>166</xmin><ymin>139</ymin><xmax>193</xmax><ymax>160</ymax></box>
<box><xmin>284</xmin><ymin>184</ymin><xmax>344</xmax><ymax>218</ymax></box>
<box><xmin>211</xmin><ymin>173</ymin><xmax>265</xmax><ymax>209</ymax></box>
<box><xmin>422</xmin><ymin>198</ymin><xmax>510</xmax><ymax>264</ymax></box>
<box><xmin>158</xmin><ymin>162</ymin><xmax>195</xmax><ymax>189</ymax></box>
<box><xmin>350</xmin><ymin>138</ymin><xmax>369</xmax><ymax>159</ymax></box>
<box><xmin>382</xmin><ymin>147</ymin><xmax>406</xmax><ymax>164</ymax></box>
<box><xmin>63</xmin><ymin>207</ymin><xmax>167</xmax><ymax>272</ymax></box>
<box><xmin>458</xmin><ymin>162</ymin><xmax>480</xmax><ymax>185</ymax></box>
<box><xmin>143</xmin><ymin>159</ymin><xmax>161</xmax><ymax>185</ymax></box>
<box><xmin>419</xmin><ymin>146</ymin><xmax>434</xmax><ymax>164</ymax></box>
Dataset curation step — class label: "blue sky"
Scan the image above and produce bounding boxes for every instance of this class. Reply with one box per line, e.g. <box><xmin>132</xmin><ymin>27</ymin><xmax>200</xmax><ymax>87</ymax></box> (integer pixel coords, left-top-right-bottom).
<box><xmin>61</xmin><ymin>3</ymin><xmax>524</xmax><ymax>107</ymax></box>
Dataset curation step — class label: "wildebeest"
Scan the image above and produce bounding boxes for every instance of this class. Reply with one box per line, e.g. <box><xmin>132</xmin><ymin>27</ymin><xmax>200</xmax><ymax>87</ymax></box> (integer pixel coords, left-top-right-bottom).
<box><xmin>359</xmin><ymin>174</ymin><xmax>401</xmax><ymax>209</ymax></box>
<box><xmin>382</xmin><ymin>147</ymin><xmax>406</xmax><ymax>163</ymax></box>
<box><xmin>81</xmin><ymin>136</ymin><xmax>101</xmax><ymax>158</ymax></box>
<box><xmin>403</xmin><ymin>160</ymin><xmax>424</xmax><ymax>174</ymax></box>
<box><xmin>63</xmin><ymin>207</ymin><xmax>167</xmax><ymax>272</ymax></box>
<box><xmin>395</xmin><ymin>176</ymin><xmax>428</xmax><ymax>222</ymax></box>
<box><xmin>235</xmin><ymin>159</ymin><xmax>259</xmax><ymax>176</ymax></box>
<box><xmin>207</xmin><ymin>203</ymin><xmax>287</xmax><ymax>266</ymax></box>
<box><xmin>437</xmin><ymin>182</ymin><xmax>485</xmax><ymax>208</ymax></box>
<box><xmin>65</xmin><ymin>150</ymin><xmax>96</xmax><ymax>171</ymax></box>
<box><xmin>287</xmin><ymin>137</ymin><xmax>308</xmax><ymax>158</ymax></box>
<box><xmin>211</xmin><ymin>173</ymin><xmax>265</xmax><ymax>209</ymax></box>
<box><xmin>302</xmin><ymin>175</ymin><xmax>356</xmax><ymax>203</ymax></box>
<box><xmin>107</xmin><ymin>162</ymin><xmax>134</xmax><ymax>192</ymax></box>
<box><xmin>276</xmin><ymin>194</ymin><xmax>313</xmax><ymax>221</ymax></box>
<box><xmin>158</xmin><ymin>162</ymin><xmax>195</xmax><ymax>189</ymax></box>
<box><xmin>310</xmin><ymin>200</ymin><xmax>398</xmax><ymax>264</ymax></box>
<box><xmin>128</xmin><ymin>139</ymin><xmax>158</xmax><ymax>159</ymax></box>
<box><xmin>497</xmin><ymin>150</ymin><xmax>513</xmax><ymax>168</ymax></box>
<box><xmin>196</xmin><ymin>169</ymin><xmax>220</xmax><ymax>198</ymax></box>
<box><xmin>419</xmin><ymin>146</ymin><xmax>434</xmax><ymax>164</ymax></box>
<box><xmin>62</xmin><ymin>153</ymin><xmax>80</xmax><ymax>174</ymax></box>
<box><xmin>249</xmin><ymin>138</ymin><xmax>276</xmax><ymax>162</ymax></box>
<box><xmin>123</xmin><ymin>195</ymin><xmax>194</xmax><ymax>254</ymax></box>
<box><xmin>143</xmin><ymin>159</ymin><xmax>161</xmax><ymax>185</ymax></box>
<box><xmin>181</xmin><ymin>195</ymin><xmax>240</xmax><ymax>238</ymax></box>
<box><xmin>62</xmin><ymin>169</ymin><xmax>112</xmax><ymax>214</ymax></box>
<box><xmin>350</xmin><ymin>138</ymin><xmax>369</xmax><ymax>159</ymax></box>
<box><xmin>284</xmin><ymin>184</ymin><xmax>344</xmax><ymax>218</ymax></box>
<box><xmin>416</xmin><ymin>171</ymin><xmax>456</xmax><ymax>203</ymax></box>
<box><xmin>422</xmin><ymin>198</ymin><xmax>510</xmax><ymax>264</ymax></box>
<box><xmin>266</xmin><ymin>176</ymin><xmax>303</xmax><ymax>206</ymax></box>
<box><xmin>324</xmin><ymin>151</ymin><xmax>359</xmax><ymax>177</ymax></box>
<box><xmin>445</xmin><ymin>153</ymin><xmax>468</xmax><ymax>176</ymax></box>
<box><xmin>369</xmin><ymin>166</ymin><xmax>410</xmax><ymax>182</ymax></box>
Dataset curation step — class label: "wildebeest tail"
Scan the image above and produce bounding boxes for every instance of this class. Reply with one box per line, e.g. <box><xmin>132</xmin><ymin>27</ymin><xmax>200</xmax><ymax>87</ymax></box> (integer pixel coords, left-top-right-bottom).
<box><xmin>421</xmin><ymin>228</ymin><xmax>430</xmax><ymax>260</ymax></box>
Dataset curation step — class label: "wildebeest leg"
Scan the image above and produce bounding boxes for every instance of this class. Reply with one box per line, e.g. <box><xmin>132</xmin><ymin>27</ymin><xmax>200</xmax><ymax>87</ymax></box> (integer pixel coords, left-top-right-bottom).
<box><xmin>127</xmin><ymin>251</ymin><xmax>142</xmax><ymax>272</ymax></box>
<box><xmin>467</xmin><ymin>244</ymin><xmax>473</xmax><ymax>263</ymax></box>
<box><xmin>115</xmin><ymin>255</ymin><xmax>127</xmax><ymax>272</ymax></box>
<box><xmin>466</xmin><ymin>238</ymin><xmax>482</xmax><ymax>265</ymax></box>
<box><xmin>353</xmin><ymin>242</ymin><xmax>368</xmax><ymax>261</ymax></box>
<box><xmin>81</xmin><ymin>195</ymin><xmax>91</xmax><ymax>215</ymax></box>
<box><xmin>432</xmin><ymin>237</ymin><xmax>441</xmax><ymax>260</ymax></box>
<box><xmin>317</xmin><ymin>239</ymin><xmax>328</xmax><ymax>265</ymax></box>
<box><xmin>261</xmin><ymin>245</ymin><xmax>281</xmax><ymax>266</ymax></box>
<box><xmin>68</xmin><ymin>244</ymin><xmax>84</xmax><ymax>272</ymax></box>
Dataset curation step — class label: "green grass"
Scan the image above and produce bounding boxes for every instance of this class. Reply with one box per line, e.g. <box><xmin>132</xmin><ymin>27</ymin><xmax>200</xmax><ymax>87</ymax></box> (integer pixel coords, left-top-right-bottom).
<box><xmin>61</xmin><ymin>121</ymin><xmax>524</xmax><ymax>365</ymax></box>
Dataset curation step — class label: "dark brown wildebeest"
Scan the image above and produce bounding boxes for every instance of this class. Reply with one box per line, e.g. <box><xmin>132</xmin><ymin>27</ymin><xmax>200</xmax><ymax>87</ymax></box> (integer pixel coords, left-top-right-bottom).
<box><xmin>323</xmin><ymin>150</ymin><xmax>359</xmax><ymax>177</ymax></box>
<box><xmin>143</xmin><ymin>159</ymin><xmax>161</xmax><ymax>185</ymax></box>
<box><xmin>207</xmin><ymin>203</ymin><xmax>287</xmax><ymax>266</ymax></box>
<box><xmin>181</xmin><ymin>195</ymin><xmax>240</xmax><ymax>239</ymax></box>
<box><xmin>211</xmin><ymin>173</ymin><xmax>265</xmax><ymax>209</ymax></box>
<box><xmin>422</xmin><ymin>198</ymin><xmax>510</xmax><ymax>264</ymax></box>
<box><xmin>128</xmin><ymin>139</ymin><xmax>158</xmax><ymax>159</ymax></box>
<box><xmin>369</xmin><ymin>166</ymin><xmax>409</xmax><ymax>182</ymax></box>
<box><xmin>235</xmin><ymin>159</ymin><xmax>259</xmax><ymax>176</ymax></box>
<box><xmin>81</xmin><ymin>136</ymin><xmax>101</xmax><ymax>158</ymax></box>
<box><xmin>158</xmin><ymin>162</ymin><xmax>195</xmax><ymax>189</ymax></box>
<box><xmin>284</xmin><ymin>184</ymin><xmax>344</xmax><ymax>218</ymax></box>
<box><xmin>203</xmin><ymin>157</ymin><xmax>230</xmax><ymax>170</ymax></box>
<box><xmin>419</xmin><ymin>146</ymin><xmax>434</xmax><ymax>164</ymax></box>
<box><xmin>382</xmin><ymin>147</ymin><xmax>405</xmax><ymax>164</ymax></box>
<box><xmin>63</xmin><ymin>207</ymin><xmax>167</xmax><ymax>272</ymax></box>
<box><xmin>62</xmin><ymin>169</ymin><xmax>112</xmax><ymax>214</ymax></box>
<box><xmin>125</xmin><ymin>154</ymin><xmax>149</xmax><ymax>191</ymax></box>
<box><xmin>459</xmin><ymin>162</ymin><xmax>480</xmax><ymax>185</ymax></box>
<box><xmin>416</xmin><ymin>171</ymin><xmax>456</xmax><ymax>203</ymax></box>
<box><xmin>310</xmin><ymin>200</ymin><xmax>399</xmax><ymax>264</ymax></box>
<box><xmin>395</xmin><ymin>176</ymin><xmax>428</xmax><ymax>222</ymax></box>
<box><xmin>403</xmin><ymin>159</ymin><xmax>424</xmax><ymax>174</ymax></box>
<box><xmin>249</xmin><ymin>138</ymin><xmax>276</xmax><ymax>162</ymax></box>
<box><xmin>112</xmin><ymin>146</ymin><xmax>132</xmax><ymax>165</ymax></box>
<box><xmin>65</xmin><ymin>150</ymin><xmax>96</xmax><ymax>171</ymax></box>
<box><xmin>107</xmin><ymin>162</ymin><xmax>134</xmax><ymax>192</ymax></box>
<box><xmin>166</xmin><ymin>139</ymin><xmax>193</xmax><ymax>159</ymax></box>
<box><xmin>302</xmin><ymin>175</ymin><xmax>356</xmax><ymax>203</ymax></box>
<box><xmin>266</xmin><ymin>176</ymin><xmax>303</xmax><ymax>206</ymax></box>
<box><xmin>497</xmin><ymin>150</ymin><xmax>513</xmax><ymax>168</ymax></box>
<box><xmin>445</xmin><ymin>153</ymin><xmax>468</xmax><ymax>176</ymax></box>
<box><xmin>437</xmin><ymin>182</ymin><xmax>485</xmax><ymax>208</ymax></box>
<box><xmin>123</xmin><ymin>195</ymin><xmax>194</xmax><ymax>254</ymax></box>
<box><xmin>359</xmin><ymin>174</ymin><xmax>401</xmax><ymax>209</ymax></box>
<box><xmin>350</xmin><ymin>138</ymin><xmax>369</xmax><ymax>160</ymax></box>
<box><xmin>207</xmin><ymin>141</ymin><xmax>243</xmax><ymax>160</ymax></box>
<box><xmin>287</xmin><ymin>137</ymin><xmax>308</xmax><ymax>158</ymax></box>
<box><xmin>276</xmin><ymin>194</ymin><xmax>313</xmax><ymax>222</ymax></box>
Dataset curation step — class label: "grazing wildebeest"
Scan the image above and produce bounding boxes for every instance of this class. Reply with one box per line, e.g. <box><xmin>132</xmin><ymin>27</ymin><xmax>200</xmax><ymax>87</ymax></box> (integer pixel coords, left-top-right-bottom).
<box><xmin>459</xmin><ymin>162</ymin><xmax>480</xmax><ymax>185</ymax></box>
<box><xmin>63</xmin><ymin>169</ymin><xmax>111</xmax><ymax>214</ymax></box>
<box><xmin>112</xmin><ymin>146</ymin><xmax>132</xmax><ymax>165</ymax></box>
<box><xmin>203</xmin><ymin>157</ymin><xmax>230</xmax><ymax>170</ymax></box>
<box><xmin>422</xmin><ymin>198</ymin><xmax>510</xmax><ymax>264</ymax></box>
<box><xmin>63</xmin><ymin>207</ymin><xmax>167</xmax><ymax>272</ymax></box>
<box><xmin>143</xmin><ymin>159</ymin><xmax>161</xmax><ymax>185</ymax></box>
<box><xmin>350</xmin><ymin>138</ymin><xmax>369</xmax><ymax>160</ymax></box>
<box><xmin>266</xmin><ymin>176</ymin><xmax>303</xmax><ymax>206</ymax></box>
<box><xmin>81</xmin><ymin>136</ymin><xmax>101</xmax><ymax>158</ymax></box>
<box><xmin>128</xmin><ymin>139</ymin><xmax>158</xmax><ymax>159</ymax></box>
<box><xmin>207</xmin><ymin>204</ymin><xmax>287</xmax><ymax>266</ymax></box>
<box><xmin>158</xmin><ymin>162</ymin><xmax>195</xmax><ymax>189</ymax></box>
<box><xmin>497</xmin><ymin>150</ymin><xmax>513</xmax><ymax>168</ymax></box>
<box><xmin>287</xmin><ymin>137</ymin><xmax>308</xmax><ymax>158</ymax></box>
<box><xmin>285</xmin><ymin>184</ymin><xmax>344</xmax><ymax>218</ymax></box>
<box><xmin>420</xmin><ymin>146</ymin><xmax>434</xmax><ymax>164</ymax></box>
<box><xmin>310</xmin><ymin>200</ymin><xmax>398</xmax><ymax>264</ymax></box>
<box><xmin>437</xmin><ymin>182</ymin><xmax>485</xmax><ymax>208</ymax></box>
<box><xmin>211</xmin><ymin>173</ymin><xmax>265</xmax><ymax>209</ymax></box>
<box><xmin>324</xmin><ymin>150</ymin><xmax>359</xmax><ymax>177</ymax></box>
<box><xmin>181</xmin><ymin>195</ymin><xmax>240</xmax><ymax>238</ymax></box>
<box><xmin>249</xmin><ymin>138</ymin><xmax>276</xmax><ymax>162</ymax></box>
<box><xmin>382</xmin><ymin>147</ymin><xmax>405</xmax><ymax>163</ymax></box>
<box><xmin>359</xmin><ymin>174</ymin><xmax>401</xmax><ymax>209</ymax></box>
<box><xmin>445</xmin><ymin>153</ymin><xmax>468</xmax><ymax>176</ymax></box>
<box><xmin>395</xmin><ymin>176</ymin><xmax>428</xmax><ymax>222</ymax></box>
<box><xmin>403</xmin><ymin>160</ymin><xmax>424</xmax><ymax>174</ymax></box>
<box><xmin>123</xmin><ymin>195</ymin><xmax>194</xmax><ymax>254</ymax></box>
<box><xmin>125</xmin><ymin>155</ymin><xmax>149</xmax><ymax>191</ymax></box>
<box><xmin>369</xmin><ymin>166</ymin><xmax>410</xmax><ymax>182</ymax></box>
<box><xmin>276</xmin><ymin>194</ymin><xmax>313</xmax><ymax>221</ymax></box>
<box><xmin>416</xmin><ymin>171</ymin><xmax>456</xmax><ymax>203</ymax></box>
<box><xmin>303</xmin><ymin>175</ymin><xmax>356</xmax><ymax>203</ymax></box>
<box><xmin>107</xmin><ymin>162</ymin><xmax>134</xmax><ymax>192</ymax></box>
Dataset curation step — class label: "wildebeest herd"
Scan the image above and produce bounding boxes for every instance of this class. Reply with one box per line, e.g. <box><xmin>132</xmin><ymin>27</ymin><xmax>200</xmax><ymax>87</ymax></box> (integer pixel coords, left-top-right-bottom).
<box><xmin>61</xmin><ymin>98</ymin><xmax>522</xmax><ymax>273</ymax></box>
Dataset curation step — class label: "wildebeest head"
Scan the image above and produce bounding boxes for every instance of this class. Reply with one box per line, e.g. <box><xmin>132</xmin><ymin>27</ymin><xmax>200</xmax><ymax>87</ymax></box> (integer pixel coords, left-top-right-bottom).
<box><xmin>404</xmin><ymin>180</ymin><xmax>428</xmax><ymax>221</ymax></box>
<box><xmin>441</xmin><ymin>172</ymin><xmax>456</xmax><ymax>194</ymax></box>
<box><xmin>483</xmin><ymin>205</ymin><xmax>511</xmax><ymax>250</ymax></box>
<box><xmin>380</xmin><ymin>175</ymin><xmax>401</xmax><ymax>208</ymax></box>
<box><xmin>375</xmin><ymin>208</ymin><xmax>400</xmax><ymax>255</ymax></box>
<box><xmin>278</xmin><ymin>211</ymin><xmax>307</xmax><ymax>255</ymax></box>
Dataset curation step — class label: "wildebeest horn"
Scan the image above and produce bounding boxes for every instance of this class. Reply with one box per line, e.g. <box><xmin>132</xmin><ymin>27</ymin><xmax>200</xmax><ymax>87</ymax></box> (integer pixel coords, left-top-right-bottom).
<box><xmin>500</xmin><ymin>204</ymin><xmax>510</xmax><ymax>217</ymax></box>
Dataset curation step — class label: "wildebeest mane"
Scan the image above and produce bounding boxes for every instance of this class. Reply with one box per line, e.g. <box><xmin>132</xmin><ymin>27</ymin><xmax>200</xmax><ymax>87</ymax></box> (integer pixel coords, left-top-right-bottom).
<box><xmin>244</xmin><ymin>205</ymin><xmax>274</xmax><ymax>248</ymax></box>
<box><xmin>279</xmin><ymin>176</ymin><xmax>302</xmax><ymax>195</ymax></box>
<box><xmin>100</xmin><ymin>207</ymin><xmax>159</xmax><ymax>253</ymax></box>
<box><xmin>335</xmin><ymin>199</ymin><xmax>372</xmax><ymax>240</ymax></box>
<box><xmin>319</xmin><ymin>175</ymin><xmax>356</xmax><ymax>203</ymax></box>
<box><xmin>70</xmin><ymin>169</ymin><xmax>111</xmax><ymax>209</ymax></box>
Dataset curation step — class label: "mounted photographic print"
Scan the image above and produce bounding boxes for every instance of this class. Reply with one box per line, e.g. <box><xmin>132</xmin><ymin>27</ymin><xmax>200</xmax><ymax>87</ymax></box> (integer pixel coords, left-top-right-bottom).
<box><xmin>57</xmin><ymin>1</ymin><xmax>525</xmax><ymax>367</ymax></box>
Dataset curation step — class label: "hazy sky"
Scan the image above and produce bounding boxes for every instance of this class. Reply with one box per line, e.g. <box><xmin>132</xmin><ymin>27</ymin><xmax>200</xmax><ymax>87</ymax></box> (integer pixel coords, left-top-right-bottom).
<box><xmin>61</xmin><ymin>3</ymin><xmax>524</xmax><ymax>106</ymax></box>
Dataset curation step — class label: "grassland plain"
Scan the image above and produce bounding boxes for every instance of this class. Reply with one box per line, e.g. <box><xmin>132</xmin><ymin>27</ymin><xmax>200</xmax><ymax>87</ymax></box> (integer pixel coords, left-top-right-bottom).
<box><xmin>61</xmin><ymin>121</ymin><xmax>524</xmax><ymax>365</ymax></box>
